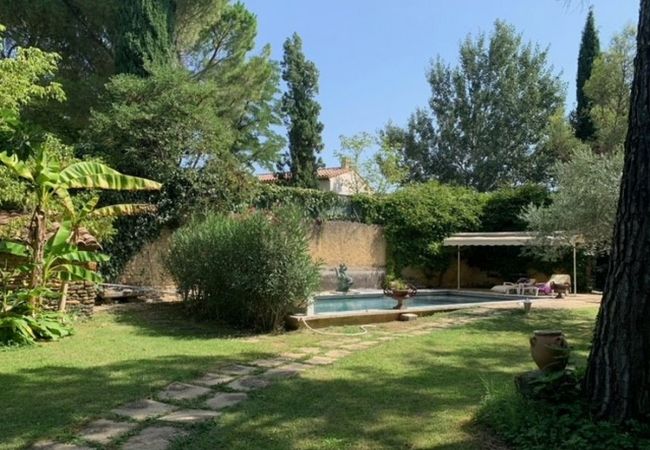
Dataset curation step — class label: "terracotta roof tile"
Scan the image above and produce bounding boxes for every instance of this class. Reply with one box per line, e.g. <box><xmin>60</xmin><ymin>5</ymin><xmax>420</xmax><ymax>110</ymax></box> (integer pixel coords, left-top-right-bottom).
<box><xmin>257</xmin><ymin>166</ymin><xmax>351</xmax><ymax>183</ymax></box>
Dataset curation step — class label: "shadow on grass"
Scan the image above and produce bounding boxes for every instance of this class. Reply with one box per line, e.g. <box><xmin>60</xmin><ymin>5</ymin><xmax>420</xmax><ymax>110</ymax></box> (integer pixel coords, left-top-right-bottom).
<box><xmin>0</xmin><ymin>352</ymin><xmax>269</xmax><ymax>449</ymax></box>
<box><xmin>107</xmin><ymin>302</ymin><xmax>257</xmax><ymax>339</ymax></box>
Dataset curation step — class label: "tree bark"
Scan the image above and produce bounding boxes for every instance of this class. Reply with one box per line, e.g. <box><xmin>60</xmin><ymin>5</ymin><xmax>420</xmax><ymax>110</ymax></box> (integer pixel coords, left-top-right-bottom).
<box><xmin>28</xmin><ymin>206</ymin><xmax>47</xmax><ymax>308</ymax></box>
<box><xmin>584</xmin><ymin>0</ymin><xmax>650</xmax><ymax>422</ymax></box>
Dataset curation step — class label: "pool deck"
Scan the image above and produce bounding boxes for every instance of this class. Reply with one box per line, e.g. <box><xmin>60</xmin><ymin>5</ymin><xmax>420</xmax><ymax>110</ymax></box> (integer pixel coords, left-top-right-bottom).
<box><xmin>287</xmin><ymin>289</ymin><xmax>601</xmax><ymax>329</ymax></box>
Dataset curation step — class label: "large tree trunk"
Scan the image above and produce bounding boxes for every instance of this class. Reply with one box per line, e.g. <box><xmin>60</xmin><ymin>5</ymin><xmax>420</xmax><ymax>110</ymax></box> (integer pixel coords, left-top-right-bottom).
<box><xmin>584</xmin><ymin>0</ymin><xmax>650</xmax><ymax>422</ymax></box>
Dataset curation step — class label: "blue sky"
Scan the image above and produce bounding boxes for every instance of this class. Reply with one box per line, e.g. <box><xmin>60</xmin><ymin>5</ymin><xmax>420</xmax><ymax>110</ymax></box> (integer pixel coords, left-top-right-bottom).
<box><xmin>242</xmin><ymin>0</ymin><xmax>638</xmax><ymax>167</ymax></box>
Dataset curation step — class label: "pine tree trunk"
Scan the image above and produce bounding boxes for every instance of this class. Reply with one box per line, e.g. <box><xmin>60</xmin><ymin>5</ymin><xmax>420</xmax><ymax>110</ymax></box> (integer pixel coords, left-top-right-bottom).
<box><xmin>584</xmin><ymin>0</ymin><xmax>650</xmax><ymax>422</ymax></box>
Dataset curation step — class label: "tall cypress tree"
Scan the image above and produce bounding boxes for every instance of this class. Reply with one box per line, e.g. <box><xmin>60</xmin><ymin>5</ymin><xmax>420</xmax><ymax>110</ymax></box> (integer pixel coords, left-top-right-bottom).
<box><xmin>114</xmin><ymin>0</ymin><xmax>176</xmax><ymax>76</ymax></box>
<box><xmin>280</xmin><ymin>33</ymin><xmax>324</xmax><ymax>189</ymax></box>
<box><xmin>574</xmin><ymin>8</ymin><xmax>600</xmax><ymax>141</ymax></box>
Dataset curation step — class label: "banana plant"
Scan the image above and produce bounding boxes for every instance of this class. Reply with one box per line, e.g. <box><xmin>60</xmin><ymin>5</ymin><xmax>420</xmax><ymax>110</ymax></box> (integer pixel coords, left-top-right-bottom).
<box><xmin>0</xmin><ymin>139</ymin><xmax>161</xmax><ymax>306</ymax></box>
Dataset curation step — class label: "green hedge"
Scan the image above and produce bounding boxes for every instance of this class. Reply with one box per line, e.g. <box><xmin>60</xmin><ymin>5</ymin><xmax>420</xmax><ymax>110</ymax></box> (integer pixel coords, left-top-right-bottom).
<box><xmin>166</xmin><ymin>207</ymin><xmax>320</xmax><ymax>332</ymax></box>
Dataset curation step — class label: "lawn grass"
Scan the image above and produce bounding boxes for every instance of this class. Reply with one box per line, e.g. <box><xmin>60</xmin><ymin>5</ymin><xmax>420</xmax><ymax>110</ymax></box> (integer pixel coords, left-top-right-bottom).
<box><xmin>169</xmin><ymin>307</ymin><xmax>598</xmax><ymax>450</ymax></box>
<box><xmin>1</xmin><ymin>304</ymin><xmax>598</xmax><ymax>450</ymax></box>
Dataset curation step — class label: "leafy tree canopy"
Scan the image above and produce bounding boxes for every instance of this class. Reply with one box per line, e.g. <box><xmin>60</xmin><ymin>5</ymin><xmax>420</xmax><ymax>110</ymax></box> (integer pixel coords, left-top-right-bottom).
<box><xmin>524</xmin><ymin>147</ymin><xmax>623</xmax><ymax>256</ymax></box>
<box><xmin>335</xmin><ymin>132</ymin><xmax>407</xmax><ymax>194</ymax></box>
<box><xmin>0</xmin><ymin>0</ymin><xmax>283</xmax><ymax>165</ymax></box>
<box><xmin>383</xmin><ymin>21</ymin><xmax>564</xmax><ymax>191</ymax></box>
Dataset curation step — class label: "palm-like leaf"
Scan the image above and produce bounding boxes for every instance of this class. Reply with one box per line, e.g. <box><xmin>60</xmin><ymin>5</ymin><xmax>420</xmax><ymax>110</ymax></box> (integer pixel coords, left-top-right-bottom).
<box><xmin>54</xmin><ymin>264</ymin><xmax>103</xmax><ymax>283</ymax></box>
<box><xmin>0</xmin><ymin>241</ymin><xmax>31</xmax><ymax>258</ymax></box>
<box><xmin>0</xmin><ymin>151</ymin><xmax>34</xmax><ymax>181</ymax></box>
<box><xmin>58</xmin><ymin>162</ymin><xmax>161</xmax><ymax>191</ymax></box>
<box><xmin>89</xmin><ymin>203</ymin><xmax>157</xmax><ymax>218</ymax></box>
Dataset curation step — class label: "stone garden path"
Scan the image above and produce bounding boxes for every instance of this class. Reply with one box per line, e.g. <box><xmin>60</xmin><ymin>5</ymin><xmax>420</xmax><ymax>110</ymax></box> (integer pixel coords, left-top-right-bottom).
<box><xmin>31</xmin><ymin>314</ymin><xmax>482</xmax><ymax>450</ymax></box>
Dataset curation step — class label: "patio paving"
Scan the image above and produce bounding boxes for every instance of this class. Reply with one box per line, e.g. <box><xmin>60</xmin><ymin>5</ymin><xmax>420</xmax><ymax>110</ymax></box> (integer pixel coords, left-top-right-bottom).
<box><xmin>205</xmin><ymin>392</ymin><xmax>249</xmax><ymax>410</ymax></box>
<box><xmin>121</xmin><ymin>426</ymin><xmax>188</xmax><ymax>450</ymax></box>
<box><xmin>191</xmin><ymin>372</ymin><xmax>236</xmax><ymax>387</ymax></box>
<box><xmin>158</xmin><ymin>409</ymin><xmax>221</xmax><ymax>424</ymax></box>
<box><xmin>77</xmin><ymin>419</ymin><xmax>136</xmax><ymax>445</ymax></box>
<box><xmin>226</xmin><ymin>375</ymin><xmax>272</xmax><ymax>392</ymax></box>
<box><xmin>157</xmin><ymin>382</ymin><xmax>211</xmax><ymax>401</ymax></box>
<box><xmin>217</xmin><ymin>364</ymin><xmax>257</xmax><ymax>376</ymax></box>
<box><xmin>112</xmin><ymin>399</ymin><xmax>177</xmax><ymax>421</ymax></box>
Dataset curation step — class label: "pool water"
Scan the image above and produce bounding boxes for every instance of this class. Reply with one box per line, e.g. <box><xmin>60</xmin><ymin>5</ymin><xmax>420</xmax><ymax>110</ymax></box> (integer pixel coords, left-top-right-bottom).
<box><xmin>313</xmin><ymin>293</ymin><xmax>513</xmax><ymax>314</ymax></box>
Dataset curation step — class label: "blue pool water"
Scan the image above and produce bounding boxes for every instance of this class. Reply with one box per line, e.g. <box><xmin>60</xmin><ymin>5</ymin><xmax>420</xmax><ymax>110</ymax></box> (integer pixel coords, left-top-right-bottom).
<box><xmin>313</xmin><ymin>293</ymin><xmax>513</xmax><ymax>315</ymax></box>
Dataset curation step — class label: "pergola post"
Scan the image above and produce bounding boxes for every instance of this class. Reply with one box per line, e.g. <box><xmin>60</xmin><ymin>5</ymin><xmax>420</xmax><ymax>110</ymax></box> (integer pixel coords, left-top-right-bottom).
<box><xmin>573</xmin><ymin>244</ymin><xmax>577</xmax><ymax>295</ymax></box>
<box><xmin>457</xmin><ymin>245</ymin><xmax>461</xmax><ymax>290</ymax></box>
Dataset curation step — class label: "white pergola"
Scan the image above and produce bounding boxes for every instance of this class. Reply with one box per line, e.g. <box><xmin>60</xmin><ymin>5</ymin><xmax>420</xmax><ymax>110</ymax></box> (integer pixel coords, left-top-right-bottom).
<box><xmin>442</xmin><ymin>232</ymin><xmax>579</xmax><ymax>294</ymax></box>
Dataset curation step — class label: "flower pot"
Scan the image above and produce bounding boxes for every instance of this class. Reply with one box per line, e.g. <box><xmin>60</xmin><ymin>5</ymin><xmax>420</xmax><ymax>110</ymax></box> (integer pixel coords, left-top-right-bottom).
<box><xmin>530</xmin><ymin>330</ymin><xmax>569</xmax><ymax>371</ymax></box>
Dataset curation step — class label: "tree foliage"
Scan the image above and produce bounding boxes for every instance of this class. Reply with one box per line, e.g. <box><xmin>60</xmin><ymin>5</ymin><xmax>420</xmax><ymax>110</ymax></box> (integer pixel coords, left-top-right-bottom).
<box><xmin>574</xmin><ymin>8</ymin><xmax>601</xmax><ymax>141</ymax></box>
<box><xmin>524</xmin><ymin>148</ymin><xmax>623</xmax><ymax>255</ymax></box>
<box><xmin>584</xmin><ymin>25</ymin><xmax>636</xmax><ymax>154</ymax></box>
<box><xmin>335</xmin><ymin>132</ymin><xmax>407</xmax><ymax>194</ymax></box>
<box><xmin>0</xmin><ymin>1</ymin><xmax>283</xmax><ymax>158</ymax></box>
<box><xmin>383</xmin><ymin>21</ymin><xmax>564</xmax><ymax>191</ymax></box>
<box><xmin>279</xmin><ymin>33</ymin><xmax>324</xmax><ymax>189</ymax></box>
<box><xmin>114</xmin><ymin>0</ymin><xmax>176</xmax><ymax>76</ymax></box>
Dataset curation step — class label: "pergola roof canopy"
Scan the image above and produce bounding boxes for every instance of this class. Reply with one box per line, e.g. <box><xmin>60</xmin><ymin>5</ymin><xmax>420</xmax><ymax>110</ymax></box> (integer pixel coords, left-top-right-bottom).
<box><xmin>443</xmin><ymin>232</ymin><xmax>537</xmax><ymax>247</ymax></box>
<box><xmin>443</xmin><ymin>231</ymin><xmax>582</xmax><ymax>247</ymax></box>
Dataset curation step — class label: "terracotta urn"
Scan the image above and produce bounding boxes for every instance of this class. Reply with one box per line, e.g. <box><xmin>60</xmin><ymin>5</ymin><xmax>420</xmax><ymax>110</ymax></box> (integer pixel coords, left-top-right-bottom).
<box><xmin>391</xmin><ymin>290</ymin><xmax>410</xmax><ymax>310</ymax></box>
<box><xmin>529</xmin><ymin>330</ymin><xmax>569</xmax><ymax>371</ymax></box>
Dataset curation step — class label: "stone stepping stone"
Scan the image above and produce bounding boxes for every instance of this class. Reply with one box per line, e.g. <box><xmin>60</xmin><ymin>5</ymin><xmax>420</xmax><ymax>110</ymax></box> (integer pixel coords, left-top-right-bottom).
<box><xmin>158</xmin><ymin>409</ymin><xmax>221</xmax><ymax>424</ymax></box>
<box><xmin>205</xmin><ymin>392</ymin><xmax>248</xmax><ymax>410</ymax></box>
<box><xmin>112</xmin><ymin>399</ymin><xmax>176</xmax><ymax>421</ymax></box>
<box><xmin>280</xmin><ymin>352</ymin><xmax>307</xmax><ymax>360</ymax></box>
<box><xmin>192</xmin><ymin>372</ymin><xmax>236</xmax><ymax>387</ymax></box>
<box><xmin>324</xmin><ymin>350</ymin><xmax>351</xmax><ymax>359</ymax></box>
<box><xmin>297</xmin><ymin>347</ymin><xmax>321</xmax><ymax>354</ymax></box>
<box><xmin>31</xmin><ymin>441</ymin><xmax>93</xmax><ymax>450</ymax></box>
<box><xmin>217</xmin><ymin>364</ymin><xmax>257</xmax><ymax>376</ymax></box>
<box><xmin>226</xmin><ymin>376</ymin><xmax>271</xmax><ymax>392</ymax></box>
<box><xmin>121</xmin><ymin>425</ymin><xmax>188</xmax><ymax>450</ymax></box>
<box><xmin>340</xmin><ymin>343</ymin><xmax>372</xmax><ymax>350</ymax></box>
<box><xmin>317</xmin><ymin>340</ymin><xmax>347</xmax><ymax>348</ymax></box>
<box><xmin>262</xmin><ymin>362</ymin><xmax>311</xmax><ymax>379</ymax></box>
<box><xmin>410</xmin><ymin>330</ymin><xmax>430</xmax><ymax>336</ymax></box>
<box><xmin>250</xmin><ymin>357</ymin><xmax>288</xmax><ymax>368</ymax></box>
<box><xmin>78</xmin><ymin>419</ymin><xmax>136</xmax><ymax>445</ymax></box>
<box><xmin>157</xmin><ymin>382</ymin><xmax>211</xmax><ymax>401</ymax></box>
<box><xmin>304</xmin><ymin>356</ymin><xmax>336</xmax><ymax>366</ymax></box>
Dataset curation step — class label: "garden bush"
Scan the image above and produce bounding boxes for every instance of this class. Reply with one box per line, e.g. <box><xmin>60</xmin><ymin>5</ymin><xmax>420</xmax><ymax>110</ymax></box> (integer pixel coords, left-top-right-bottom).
<box><xmin>167</xmin><ymin>207</ymin><xmax>320</xmax><ymax>332</ymax></box>
<box><xmin>477</xmin><ymin>385</ymin><xmax>650</xmax><ymax>450</ymax></box>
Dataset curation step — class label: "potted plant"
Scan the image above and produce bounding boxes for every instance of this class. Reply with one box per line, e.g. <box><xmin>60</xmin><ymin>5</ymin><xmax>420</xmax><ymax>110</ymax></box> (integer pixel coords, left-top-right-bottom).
<box><xmin>382</xmin><ymin>275</ymin><xmax>417</xmax><ymax>310</ymax></box>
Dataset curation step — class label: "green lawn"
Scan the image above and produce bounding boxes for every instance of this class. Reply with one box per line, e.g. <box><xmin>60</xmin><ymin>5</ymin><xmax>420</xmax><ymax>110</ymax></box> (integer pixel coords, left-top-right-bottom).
<box><xmin>0</xmin><ymin>304</ymin><xmax>598</xmax><ymax>450</ymax></box>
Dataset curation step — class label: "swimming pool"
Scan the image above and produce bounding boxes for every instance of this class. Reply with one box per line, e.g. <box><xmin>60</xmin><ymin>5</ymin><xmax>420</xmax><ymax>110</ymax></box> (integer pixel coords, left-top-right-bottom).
<box><xmin>312</xmin><ymin>292</ymin><xmax>514</xmax><ymax>314</ymax></box>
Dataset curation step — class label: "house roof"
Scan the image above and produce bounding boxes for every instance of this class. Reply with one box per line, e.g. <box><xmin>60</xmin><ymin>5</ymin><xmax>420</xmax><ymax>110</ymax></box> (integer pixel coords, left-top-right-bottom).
<box><xmin>0</xmin><ymin>211</ymin><xmax>100</xmax><ymax>250</ymax></box>
<box><xmin>257</xmin><ymin>166</ymin><xmax>352</xmax><ymax>183</ymax></box>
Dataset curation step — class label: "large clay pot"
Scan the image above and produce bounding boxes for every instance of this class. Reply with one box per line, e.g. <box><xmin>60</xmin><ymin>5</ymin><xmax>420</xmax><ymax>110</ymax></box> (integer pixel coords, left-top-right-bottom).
<box><xmin>530</xmin><ymin>330</ymin><xmax>569</xmax><ymax>371</ymax></box>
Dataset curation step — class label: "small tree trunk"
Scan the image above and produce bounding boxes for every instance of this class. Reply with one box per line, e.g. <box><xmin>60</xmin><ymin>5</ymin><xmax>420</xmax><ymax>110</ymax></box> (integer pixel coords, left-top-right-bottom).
<box><xmin>58</xmin><ymin>282</ymin><xmax>69</xmax><ymax>312</ymax></box>
<box><xmin>584</xmin><ymin>0</ymin><xmax>650</xmax><ymax>422</ymax></box>
<box><xmin>28</xmin><ymin>206</ymin><xmax>47</xmax><ymax>308</ymax></box>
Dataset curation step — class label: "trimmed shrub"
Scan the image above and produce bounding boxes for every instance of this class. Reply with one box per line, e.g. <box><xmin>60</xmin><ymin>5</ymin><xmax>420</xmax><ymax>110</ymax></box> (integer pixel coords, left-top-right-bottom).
<box><xmin>167</xmin><ymin>207</ymin><xmax>320</xmax><ymax>332</ymax></box>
